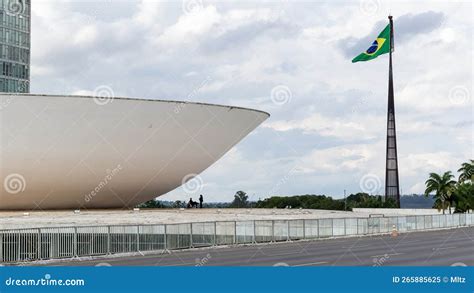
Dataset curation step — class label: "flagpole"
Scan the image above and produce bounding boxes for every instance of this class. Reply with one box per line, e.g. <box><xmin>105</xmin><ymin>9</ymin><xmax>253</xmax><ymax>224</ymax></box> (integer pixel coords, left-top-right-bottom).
<box><xmin>385</xmin><ymin>15</ymin><xmax>401</xmax><ymax>207</ymax></box>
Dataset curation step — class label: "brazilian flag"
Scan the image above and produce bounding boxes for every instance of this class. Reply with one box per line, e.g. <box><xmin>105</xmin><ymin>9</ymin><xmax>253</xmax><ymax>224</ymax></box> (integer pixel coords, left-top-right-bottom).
<box><xmin>352</xmin><ymin>24</ymin><xmax>391</xmax><ymax>63</ymax></box>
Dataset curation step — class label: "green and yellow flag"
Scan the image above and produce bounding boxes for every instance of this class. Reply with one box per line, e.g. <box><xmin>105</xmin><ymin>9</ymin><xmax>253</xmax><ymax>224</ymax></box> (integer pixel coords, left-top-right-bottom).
<box><xmin>352</xmin><ymin>24</ymin><xmax>391</xmax><ymax>63</ymax></box>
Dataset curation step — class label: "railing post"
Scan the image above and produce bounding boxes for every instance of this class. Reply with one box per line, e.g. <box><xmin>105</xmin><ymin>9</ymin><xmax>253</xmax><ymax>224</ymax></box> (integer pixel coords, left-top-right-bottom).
<box><xmin>234</xmin><ymin>221</ymin><xmax>237</xmax><ymax>244</ymax></box>
<box><xmin>0</xmin><ymin>231</ymin><xmax>2</xmax><ymax>263</ymax></box>
<box><xmin>316</xmin><ymin>219</ymin><xmax>319</xmax><ymax>238</ymax></box>
<box><xmin>107</xmin><ymin>226</ymin><xmax>110</xmax><ymax>255</ymax></box>
<box><xmin>213</xmin><ymin>222</ymin><xmax>217</xmax><ymax>246</ymax></box>
<box><xmin>287</xmin><ymin>220</ymin><xmax>290</xmax><ymax>241</ymax></box>
<box><xmin>37</xmin><ymin>228</ymin><xmax>41</xmax><ymax>260</ymax></box>
<box><xmin>16</xmin><ymin>231</ymin><xmax>20</xmax><ymax>262</ymax></box>
<box><xmin>303</xmin><ymin>219</ymin><xmax>306</xmax><ymax>239</ymax></box>
<box><xmin>136</xmin><ymin>225</ymin><xmax>140</xmax><ymax>252</ymax></box>
<box><xmin>164</xmin><ymin>224</ymin><xmax>167</xmax><ymax>251</ymax></box>
<box><xmin>253</xmin><ymin>221</ymin><xmax>256</xmax><ymax>244</ymax></box>
<box><xmin>344</xmin><ymin>219</ymin><xmax>347</xmax><ymax>236</ymax></box>
<box><xmin>271</xmin><ymin>220</ymin><xmax>275</xmax><ymax>242</ymax></box>
<box><xmin>190</xmin><ymin>223</ymin><xmax>193</xmax><ymax>248</ymax></box>
<box><xmin>331</xmin><ymin>218</ymin><xmax>334</xmax><ymax>237</ymax></box>
<box><xmin>73</xmin><ymin>227</ymin><xmax>78</xmax><ymax>257</ymax></box>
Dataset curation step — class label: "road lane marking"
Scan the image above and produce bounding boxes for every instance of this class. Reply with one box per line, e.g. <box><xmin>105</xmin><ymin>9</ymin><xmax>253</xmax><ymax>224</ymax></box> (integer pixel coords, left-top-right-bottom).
<box><xmin>394</xmin><ymin>240</ymin><xmax>420</xmax><ymax>244</ymax></box>
<box><xmin>370</xmin><ymin>252</ymin><xmax>404</xmax><ymax>258</ymax></box>
<box><xmin>432</xmin><ymin>246</ymin><xmax>457</xmax><ymax>251</ymax></box>
<box><xmin>159</xmin><ymin>262</ymin><xmax>199</xmax><ymax>266</ymax></box>
<box><xmin>293</xmin><ymin>261</ymin><xmax>328</xmax><ymax>267</ymax></box>
<box><xmin>342</xmin><ymin>244</ymin><xmax>370</xmax><ymax>248</ymax></box>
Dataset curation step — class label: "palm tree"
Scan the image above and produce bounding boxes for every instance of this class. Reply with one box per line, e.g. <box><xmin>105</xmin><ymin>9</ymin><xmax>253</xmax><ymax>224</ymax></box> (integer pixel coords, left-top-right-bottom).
<box><xmin>458</xmin><ymin>160</ymin><xmax>474</xmax><ymax>183</ymax></box>
<box><xmin>454</xmin><ymin>182</ymin><xmax>474</xmax><ymax>213</ymax></box>
<box><xmin>424</xmin><ymin>172</ymin><xmax>457</xmax><ymax>214</ymax></box>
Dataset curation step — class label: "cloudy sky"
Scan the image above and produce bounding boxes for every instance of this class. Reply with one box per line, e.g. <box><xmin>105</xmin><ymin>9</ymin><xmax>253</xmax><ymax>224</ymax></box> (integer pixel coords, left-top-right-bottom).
<box><xmin>31</xmin><ymin>0</ymin><xmax>472</xmax><ymax>202</ymax></box>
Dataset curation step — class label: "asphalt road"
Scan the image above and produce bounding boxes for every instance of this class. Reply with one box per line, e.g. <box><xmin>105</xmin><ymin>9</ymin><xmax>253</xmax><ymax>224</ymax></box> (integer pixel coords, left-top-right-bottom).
<box><xmin>32</xmin><ymin>227</ymin><xmax>473</xmax><ymax>267</ymax></box>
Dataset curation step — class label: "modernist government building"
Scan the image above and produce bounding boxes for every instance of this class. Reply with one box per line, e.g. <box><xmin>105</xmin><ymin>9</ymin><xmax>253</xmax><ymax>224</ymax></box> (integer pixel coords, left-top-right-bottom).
<box><xmin>0</xmin><ymin>0</ymin><xmax>268</xmax><ymax>210</ymax></box>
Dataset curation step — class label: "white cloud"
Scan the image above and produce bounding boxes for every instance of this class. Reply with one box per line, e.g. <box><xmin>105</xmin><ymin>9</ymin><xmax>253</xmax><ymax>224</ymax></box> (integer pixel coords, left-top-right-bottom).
<box><xmin>263</xmin><ymin>113</ymin><xmax>382</xmax><ymax>140</ymax></box>
<box><xmin>133</xmin><ymin>0</ymin><xmax>164</xmax><ymax>27</ymax></box>
<box><xmin>73</xmin><ymin>25</ymin><xmax>98</xmax><ymax>47</ymax></box>
<box><xmin>155</xmin><ymin>5</ymin><xmax>221</xmax><ymax>47</ymax></box>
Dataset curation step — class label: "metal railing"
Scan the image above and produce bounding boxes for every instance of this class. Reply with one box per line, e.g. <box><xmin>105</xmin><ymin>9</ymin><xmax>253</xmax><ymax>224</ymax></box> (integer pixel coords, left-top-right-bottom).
<box><xmin>1</xmin><ymin>213</ymin><xmax>472</xmax><ymax>264</ymax></box>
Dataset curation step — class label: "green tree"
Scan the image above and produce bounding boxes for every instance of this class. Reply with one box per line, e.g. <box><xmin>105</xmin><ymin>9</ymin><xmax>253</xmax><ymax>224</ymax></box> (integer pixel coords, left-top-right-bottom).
<box><xmin>230</xmin><ymin>191</ymin><xmax>249</xmax><ymax>208</ymax></box>
<box><xmin>255</xmin><ymin>194</ymin><xmax>344</xmax><ymax>210</ymax></box>
<box><xmin>453</xmin><ymin>182</ymin><xmax>474</xmax><ymax>213</ymax></box>
<box><xmin>381</xmin><ymin>197</ymin><xmax>398</xmax><ymax>208</ymax></box>
<box><xmin>173</xmin><ymin>200</ymin><xmax>183</xmax><ymax>208</ymax></box>
<box><xmin>424</xmin><ymin>171</ymin><xmax>457</xmax><ymax>214</ymax></box>
<box><xmin>345</xmin><ymin>193</ymin><xmax>397</xmax><ymax>209</ymax></box>
<box><xmin>458</xmin><ymin>160</ymin><xmax>474</xmax><ymax>183</ymax></box>
<box><xmin>138</xmin><ymin>199</ymin><xmax>164</xmax><ymax>208</ymax></box>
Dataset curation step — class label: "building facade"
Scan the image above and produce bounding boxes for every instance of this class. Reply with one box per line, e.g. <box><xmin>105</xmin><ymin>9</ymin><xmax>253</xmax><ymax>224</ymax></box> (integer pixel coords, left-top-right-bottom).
<box><xmin>0</xmin><ymin>0</ymin><xmax>30</xmax><ymax>93</ymax></box>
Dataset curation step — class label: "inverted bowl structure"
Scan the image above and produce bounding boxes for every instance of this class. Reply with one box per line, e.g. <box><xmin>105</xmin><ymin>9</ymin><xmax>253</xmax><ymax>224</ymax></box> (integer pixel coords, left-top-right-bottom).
<box><xmin>0</xmin><ymin>94</ymin><xmax>269</xmax><ymax>210</ymax></box>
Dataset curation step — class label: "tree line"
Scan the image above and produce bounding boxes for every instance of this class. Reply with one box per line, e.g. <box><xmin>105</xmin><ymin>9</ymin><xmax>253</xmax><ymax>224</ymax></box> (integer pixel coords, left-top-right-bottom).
<box><xmin>139</xmin><ymin>191</ymin><xmax>398</xmax><ymax>210</ymax></box>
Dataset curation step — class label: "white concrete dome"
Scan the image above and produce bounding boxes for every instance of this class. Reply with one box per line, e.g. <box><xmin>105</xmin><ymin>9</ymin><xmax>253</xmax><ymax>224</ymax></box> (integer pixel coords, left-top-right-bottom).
<box><xmin>0</xmin><ymin>94</ymin><xmax>269</xmax><ymax>209</ymax></box>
